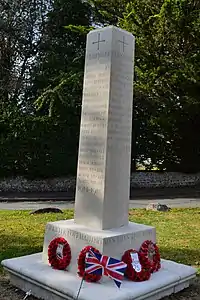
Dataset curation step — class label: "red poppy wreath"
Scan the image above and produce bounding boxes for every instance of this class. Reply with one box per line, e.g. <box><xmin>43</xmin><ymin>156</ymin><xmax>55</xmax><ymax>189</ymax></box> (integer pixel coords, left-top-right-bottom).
<box><xmin>139</xmin><ymin>240</ymin><xmax>161</xmax><ymax>273</ymax></box>
<box><xmin>77</xmin><ymin>245</ymin><xmax>102</xmax><ymax>282</ymax></box>
<box><xmin>122</xmin><ymin>249</ymin><xmax>151</xmax><ymax>281</ymax></box>
<box><xmin>48</xmin><ymin>237</ymin><xmax>71</xmax><ymax>270</ymax></box>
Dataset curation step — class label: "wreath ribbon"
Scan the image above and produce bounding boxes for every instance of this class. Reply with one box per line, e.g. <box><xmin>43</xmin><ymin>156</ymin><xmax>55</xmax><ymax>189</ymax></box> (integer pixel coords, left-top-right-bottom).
<box><xmin>122</xmin><ymin>249</ymin><xmax>151</xmax><ymax>281</ymax></box>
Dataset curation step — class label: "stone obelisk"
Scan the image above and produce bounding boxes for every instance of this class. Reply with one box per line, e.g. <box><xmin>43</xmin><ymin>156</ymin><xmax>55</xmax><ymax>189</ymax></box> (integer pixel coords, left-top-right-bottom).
<box><xmin>74</xmin><ymin>26</ymin><xmax>134</xmax><ymax>230</ymax></box>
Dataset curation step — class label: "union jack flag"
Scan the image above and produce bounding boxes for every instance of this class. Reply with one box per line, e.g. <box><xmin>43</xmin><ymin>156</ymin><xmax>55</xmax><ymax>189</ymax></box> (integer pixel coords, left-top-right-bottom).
<box><xmin>85</xmin><ymin>249</ymin><xmax>127</xmax><ymax>288</ymax></box>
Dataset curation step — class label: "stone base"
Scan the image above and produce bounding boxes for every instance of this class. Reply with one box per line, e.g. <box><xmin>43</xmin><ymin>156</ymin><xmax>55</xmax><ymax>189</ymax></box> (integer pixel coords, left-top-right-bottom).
<box><xmin>42</xmin><ymin>219</ymin><xmax>156</xmax><ymax>274</ymax></box>
<box><xmin>2</xmin><ymin>253</ymin><xmax>196</xmax><ymax>300</ymax></box>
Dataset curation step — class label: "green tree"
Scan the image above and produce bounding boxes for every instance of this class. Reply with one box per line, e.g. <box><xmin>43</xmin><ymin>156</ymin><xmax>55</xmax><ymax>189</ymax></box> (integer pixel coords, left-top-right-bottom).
<box><xmin>31</xmin><ymin>0</ymin><xmax>92</xmax><ymax>119</ymax></box>
<box><xmin>0</xmin><ymin>0</ymin><xmax>50</xmax><ymax>116</ymax></box>
<box><xmin>88</xmin><ymin>0</ymin><xmax>130</xmax><ymax>25</ymax></box>
<box><xmin>119</xmin><ymin>0</ymin><xmax>200</xmax><ymax>171</ymax></box>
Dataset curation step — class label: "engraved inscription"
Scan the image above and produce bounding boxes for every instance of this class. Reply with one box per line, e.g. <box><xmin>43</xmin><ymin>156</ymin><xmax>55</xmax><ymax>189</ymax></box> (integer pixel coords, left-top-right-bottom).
<box><xmin>104</xmin><ymin>230</ymin><xmax>153</xmax><ymax>245</ymax></box>
<box><xmin>77</xmin><ymin>185</ymin><xmax>101</xmax><ymax>196</ymax></box>
<box><xmin>76</xmin><ymin>52</ymin><xmax>110</xmax><ymax>196</ymax></box>
<box><xmin>86</xmin><ymin>50</ymin><xmax>132</xmax><ymax>61</ymax></box>
<box><xmin>86</xmin><ymin>51</ymin><xmax>110</xmax><ymax>61</ymax></box>
<box><xmin>46</xmin><ymin>224</ymin><xmax>103</xmax><ymax>245</ymax></box>
<box><xmin>105</xmin><ymin>48</ymin><xmax>133</xmax><ymax>154</ymax></box>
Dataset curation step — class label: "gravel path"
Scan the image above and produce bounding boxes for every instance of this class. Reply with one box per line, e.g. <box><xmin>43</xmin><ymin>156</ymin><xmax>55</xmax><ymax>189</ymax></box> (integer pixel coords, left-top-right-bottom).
<box><xmin>0</xmin><ymin>275</ymin><xmax>199</xmax><ymax>300</ymax></box>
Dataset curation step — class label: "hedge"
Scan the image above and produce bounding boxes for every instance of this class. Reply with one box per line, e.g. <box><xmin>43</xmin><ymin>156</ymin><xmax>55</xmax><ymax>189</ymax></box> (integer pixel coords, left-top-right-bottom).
<box><xmin>0</xmin><ymin>116</ymin><xmax>79</xmax><ymax>178</ymax></box>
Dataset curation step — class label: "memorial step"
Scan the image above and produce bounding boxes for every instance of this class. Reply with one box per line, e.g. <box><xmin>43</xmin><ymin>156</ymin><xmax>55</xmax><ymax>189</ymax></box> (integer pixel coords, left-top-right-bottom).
<box><xmin>2</xmin><ymin>253</ymin><xmax>196</xmax><ymax>300</ymax></box>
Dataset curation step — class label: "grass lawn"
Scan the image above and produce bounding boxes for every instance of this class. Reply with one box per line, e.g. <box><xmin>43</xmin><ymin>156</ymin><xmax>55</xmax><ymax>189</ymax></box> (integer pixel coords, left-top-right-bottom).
<box><xmin>0</xmin><ymin>208</ymin><xmax>199</xmax><ymax>274</ymax></box>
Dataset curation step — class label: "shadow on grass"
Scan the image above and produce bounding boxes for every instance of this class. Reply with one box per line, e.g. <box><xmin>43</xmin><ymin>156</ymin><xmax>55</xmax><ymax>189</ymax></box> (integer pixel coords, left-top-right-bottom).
<box><xmin>0</xmin><ymin>234</ymin><xmax>43</xmax><ymax>268</ymax></box>
<box><xmin>160</xmin><ymin>246</ymin><xmax>200</xmax><ymax>267</ymax></box>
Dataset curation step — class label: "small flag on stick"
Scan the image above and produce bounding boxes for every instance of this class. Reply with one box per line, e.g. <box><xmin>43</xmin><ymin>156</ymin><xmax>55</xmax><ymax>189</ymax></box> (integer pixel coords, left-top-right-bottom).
<box><xmin>85</xmin><ymin>249</ymin><xmax>127</xmax><ymax>288</ymax></box>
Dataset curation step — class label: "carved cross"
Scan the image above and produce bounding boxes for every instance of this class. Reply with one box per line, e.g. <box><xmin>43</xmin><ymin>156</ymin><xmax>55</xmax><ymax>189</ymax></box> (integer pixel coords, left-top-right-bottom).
<box><xmin>92</xmin><ymin>33</ymin><xmax>105</xmax><ymax>50</ymax></box>
<box><xmin>118</xmin><ymin>36</ymin><xmax>128</xmax><ymax>52</ymax></box>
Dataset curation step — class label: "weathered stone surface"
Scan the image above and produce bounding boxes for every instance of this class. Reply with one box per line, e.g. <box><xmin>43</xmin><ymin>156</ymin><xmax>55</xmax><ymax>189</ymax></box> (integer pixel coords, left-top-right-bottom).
<box><xmin>74</xmin><ymin>26</ymin><xmax>135</xmax><ymax>230</ymax></box>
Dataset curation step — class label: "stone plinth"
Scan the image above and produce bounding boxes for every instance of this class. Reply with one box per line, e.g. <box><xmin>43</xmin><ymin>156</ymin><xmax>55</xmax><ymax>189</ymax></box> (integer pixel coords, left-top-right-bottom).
<box><xmin>42</xmin><ymin>219</ymin><xmax>156</xmax><ymax>274</ymax></box>
<box><xmin>2</xmin><ymin>254</ymin><xmax>197</xmax><ymax>300</ymax></box>
<box><xmin>74</xmin><ymin>26</ymin><xmax>135</xmax><ymax>230</ymax></box>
